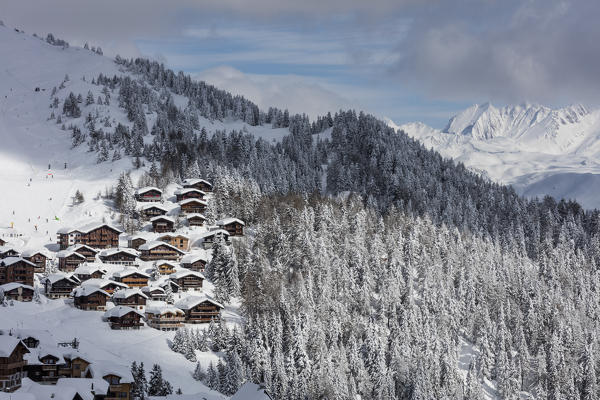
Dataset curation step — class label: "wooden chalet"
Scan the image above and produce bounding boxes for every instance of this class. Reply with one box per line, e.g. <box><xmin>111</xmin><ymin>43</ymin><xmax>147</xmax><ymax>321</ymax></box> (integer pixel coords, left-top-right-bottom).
<box><xmin>186</xmin><ymin>213</ymin><xmax>206</xmax><ymax>227</ymax></box>
<box><xmin>73</xmin><ymin>263</ymin><xmax>107</xmax><ymax>282</ymax></box>
<box><xmin>159</xmin><ymin>280</ymin><xmax>180</xmax><ymax>294</ymax></box>
<box><xmin>0</xmin><ymin>257</ymin><xmax>35</xmax><ymax>286</ymax></box>
<box><xmin>181</xmin><ymin>253</ymin><xmax>207</xmax><ymax>272</ymax></box>
<box><xmin>57</xmin><ymin>250</ymin><xmax>87</xmax><ymax>272</ymax></box>
<box><xmin>84</xmin><ymin>362</ymin><xmax>133</xmax><ymax>400</ymax></box>
<box><xmin>57</xmin><ymin>224</ymin><xmax>122</xmax><ymax>250</ymax></box>
<box><xmin>154</xmin><ymin>260</ymin><xmax>177</xmax><ymax>275</ymax></box>
<box><xmin>0</xmin><ymin>283</ymin><xmax>34</xmax><ymax>302</ymax></box>
<box><xmin>182</xmin><ymin>178</ymin><xmax>213</xmax><ymax>192</ymax></box>
<box><xmin>216</xmin><ymin>218</ymin><xmax>245</xmax><ymax>236</ymax></box>
<box><xmin>112</xmin><ymin>269</ymin><xmax>149</xmax><ymax>288</ymax></box>
<box><xmin>140</xmin><ymin>203</ymin><xmax>168</xmax><ymax>220</ymax></box>
<box><xmin>141</xmin><ymin>286</ymin><xmax>166</xmax><ymax>301</ymax></box>
<box><xmin>42</xmin><ymin>273</ymin><xmax>80</xmax><ymax>299</ymax></box>
<box><xmin>174</xmin><ymin>188</ymin><xmax>206</xmax><ymax>202</ymax></box>
<box><xmin>150</xmin><ymin>216</ymin><xmax>175</xmax><ymax>233</ymax></box>
<box><xmin>169</xmin><ymin>269</ymin><xmax>205</xmax><ymax>291</ymax></box>
<box><xmin>99</xmin><ymin>248</ymin><xmax>138</xmax><ymax>266</ymax></box>
<box><xmin>0</xmin><ymin>247</ymin><xmax>20</xmax><ymax>259</ymax></box>
<box><xmin>127</xmin><ymin>235</ymin><xmax>148</xmax><ymax>250</ymax></box>
<box><xmin>69</xmin><ymin>244</ymin><xmax>99</xmax><ymax>261</ymax></box>
<box><xmin>73</xmin><ymin>286</ymin><xmax>110</xmax><ymax>311</ymax></box>
<box><xmin>0</xmin><ymin>238</ymin><xmax>6</xmax><ymax>246</ymax></box>
<box><xmin>134</xmin><ymin>186</ymin><xmax>162</xmax><ymax>202</ymax></box>
<box><xmin>139</xmin><ymin>241</ymin><xmax>184</xmax><ymax>261</ymax></box>
<box><xmin>145</xmin><ymin>305</ymin><xmax>185</xmax><ymax>331</ymax></box>
<box><xmin>21</xmin><ymin>249</ymin><xmax>48</xmax><ymax>273</ymax></box>
<box><xmin>25</xmin><ymin>349</ymin><xmax>66</xmax><ymax>383</ymax></box>
<box><xmin>60</xmin><ymin>354</ymin><xmax>91</xmax><ymax>378</ymax></box>
<box><xmin>157</xmin><ymin>233</ymin><xmax>189</xmax><ymax>251</ymax></box>
<box><xmin>198</xmin><ymin>229</ymin><xmax>230</xmax><ymax>249</ymax></box>
<box><xmin>112</xmin><ymin>288</ymin><xmax>148</xmax><ymax>309</ymax></box>
<box><xmin>0</xmin><ymin>337</ymin><xmax>29</xmax><ymax>392</ymax></box>
<box><xmin>103</xmin><ymin>306</ymin><xmax>145</xmax><ymax>330</ymax></box>
<box><xmin>81</xmin><ymin>279</ymin><xmax>128</xmax><ymax>295</ymax></box>
<box><xmin>178</xmin><ymin>198</ymin><xmax>207</xmax><ymax>214</ymax></box>
<box><xmin>174</xmin><ymin>295</ymin><xmax>224</xmax><ymax>323</ymax></box>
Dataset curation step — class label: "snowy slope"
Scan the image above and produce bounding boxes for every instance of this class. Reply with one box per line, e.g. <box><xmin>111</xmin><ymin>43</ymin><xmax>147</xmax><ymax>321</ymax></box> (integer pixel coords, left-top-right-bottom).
<box><xmin>395</xmin><ymin>103</ymin><xmax>600</xmax><ymax>209</ymax></box>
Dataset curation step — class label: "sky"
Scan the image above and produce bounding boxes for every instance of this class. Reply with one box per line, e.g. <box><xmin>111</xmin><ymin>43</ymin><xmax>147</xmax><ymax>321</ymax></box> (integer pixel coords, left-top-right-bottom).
<box><xmin>2</xmin><ymin>0</ymin><xmax>599</xmax><ymax>128</ymax></box>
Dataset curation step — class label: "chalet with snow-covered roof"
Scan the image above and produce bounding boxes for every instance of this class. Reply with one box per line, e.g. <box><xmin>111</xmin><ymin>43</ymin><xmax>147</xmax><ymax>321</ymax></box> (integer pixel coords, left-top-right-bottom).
<box><xmin>174</xmin><ymin>295</ymin><xmax>223</xmax><ymax>323</ymax></box>
<box><xmin>180</xmin><ymin>253</ymin><xmax>207</xmax><ymax>272</ymax></box>
<box><xmin>73</xmin><ymin>286</ymin><xmax>110</xmax><ymax>311</ymax></box>
<box><xmin>73</xmin><ymin>263</ymin><xmax>107</xmax><ymax>282</ymax></box>
<box><xmin>60</xmin><ymin>354</ymin><xmax>92</xmax><ymax>378</ymax></box>
<box><xmin>141</xmin><ymin>286</ymin><xmax>166</xmax><ymax>301</ymax></box>
<box><xmin>24</xmin><ymin>348</ymin><xmax>66</xmax><ymax>383</ymax></box>
<box><xmin>0</xmin><ymin>246</ymin><xmax>20</xmax><ymax>259</ymax></box>
<box><xmin>197</xmin><ymin>229</ymin><xmax>230</xmax><ymax>249</ymax></box>
<box><xmin>140</xmin><ymin>203</ymin><xmax>168</xmax><ymax>220</ymax></box>
<box><xmin>57</xmin><ymin>224</ymin><xmax>122</xmax><ymax>250</ymax></box>
<box><xmin>178</xmin><ymin>198</ymin><xmax>207</xmax><ymax>214</ymax></box>
<box><xmin>0</xmin><ymin>282</ymin><xmax>34</xmax><ymax>302</ymax></box>
<box><xmin>145</xmin><ymin>304</ymin><xmax>185</xmax><ymax>331</ymax></box>
<box><xmin>81</xmin><ymin>278</ymin><xmax>128</xmax><ymax>295</ymax></box>
<box><xmin>68</xmin><ymin>244</ymin><xmax>99</xmax><ymax>261</ymax></box>
<box><xmin>112</xmin><ymin>269</ymin><xmax>149</xmax><ymax>288</ymax></box>
<box><xmin>157</xmin><ymin>233</ymin><xmax>189</xmax><ymax>251</ymax></box>
<box><xmin>216</xmin><ymin>217</ymin><xmax>245</xmax><ymax>236</ymax></box>
<box><xmin>150</xmin><ymin>215</ymin><xmax>175</xmax><ymax>233</ymax></box>
<box><xmin>139</xmin><ymin>241</ymin><xmax>184</xmax><ymax>261</ymax></box>
<box><xmin>182</xmin><ymin>178</ymin><xmax>213</xmax><ymax>192</ymax></box>
<box><xmin>127</xmin><ymin>236</ymin><xmax>148</xmax><ymax>250</ymax></box>
<box><xmin>42</xmin><ymin>273</ymin><xmax>80</xmax><ymax>299</ymax></box>
<box><xmin>0</xmin><ymin>238</ymin><xmax>6</xmax><ymax>246</ymax></box>
<box><xmin>174</xmin><ymin>188</ymin><xmax>206</xmax><ymax>202</ymax></box>
<box><xmin>98</xmin><ymin>248</ymin><xmax>138</xmax><ymax>266</ymax></box>
<box><xmin>135</xmin><ymin>186</ymin><xmax>163</xmax><ymax>202</ymax></box>
<box><xmin>185</xmin><ymin>213</ymin><xmax>206</xmax><ymax>227</ymax></box>
<box><xmin>0</xmin><ymin>257</ymin><xmax>35</xmax><ymax>286</ymax></box>
<box><xmin>159</xmin><ymin>279</ymin><xmax>180</xmax><ymax>294</ymax></box>
<box><xmin>103</xmin><ymin>306</ymin><xmax>145</xmax><ymax>330</ymax></box>
<box><xmin>84</xmin><ymin>361</ymin><xmax>133</xmax><ymax>400</ymax></box>
<box><xmin>169</xmin><ymin>269</ymin><xmax>204</xmax><ymax>291</ymax></box>
<box><xmin>57</xmin><ymin>250</ymin><xmax>87</xmax><ymax>272</ymax></box>
<box><xmin>0</xmin><ymin>336</ymin><xmax>29</xmax><ymax>392</ymax></box>
<box><xmin>154</xmin><ymin>260</ymin><xmax>178</xmax><ymax>275</ymax></box>
<box><xmin>21</xmin><ymin>249</ymin><xmax>49</xmax><ymax>273</ymax></box>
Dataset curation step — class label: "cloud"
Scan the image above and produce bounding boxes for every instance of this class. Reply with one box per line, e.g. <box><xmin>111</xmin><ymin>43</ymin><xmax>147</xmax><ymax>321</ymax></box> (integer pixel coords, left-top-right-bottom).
<box><xmin>194</xmin><ymin>66</ymin><xmax>357</xmax><ymax>118</ymax></box>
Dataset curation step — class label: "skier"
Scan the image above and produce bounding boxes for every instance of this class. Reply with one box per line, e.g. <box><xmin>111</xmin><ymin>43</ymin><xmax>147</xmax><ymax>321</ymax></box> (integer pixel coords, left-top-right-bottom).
<box><xmin>64</xmin><ymin>162</ymin><xmax>67</xmax><ymax>169</ymax></box>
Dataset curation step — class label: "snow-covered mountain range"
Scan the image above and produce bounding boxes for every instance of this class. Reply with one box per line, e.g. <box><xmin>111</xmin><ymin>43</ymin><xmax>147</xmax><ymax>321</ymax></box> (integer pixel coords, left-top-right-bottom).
<box><xmin>394</xmin><ymin>103</ymin><xmax>600</xmax><ymax>209</ymax></box>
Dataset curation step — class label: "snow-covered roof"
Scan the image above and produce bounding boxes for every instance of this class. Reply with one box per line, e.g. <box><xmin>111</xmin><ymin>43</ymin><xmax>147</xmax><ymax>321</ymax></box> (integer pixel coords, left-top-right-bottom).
<box><xmin>18</xmin><ymin>378</ymin><xmax>82</xmax><ymax>400</ymax></box>
<box><xmin>57</xmin><ymin>249</ymin><xmax>87</xmax><ymax>259</ymax></box>
<box><xmin>10</xmin><ymin>329</ymin><xmax>56</xmax><ymax>348</ymax></box>
<box><xmin>174</xmin><ymin>188</ymin><xmax>206</xmax><ymax>196</ymax></box>
<box><xmin>0</xmin><ymin>336</ymin><xmax>28</xmax><ymax>357</ymax></box>
<box><xmin>103</xmin><ymin>305</ymin><xmax>145</xmax><ymax>319</ymax></box>
<box><xmin>135</xmin><ymin>186</ymin><xmax>162</xmax><ymax>195</ymax></box>
<box><xmin>42</xmin><ymin>273</ymin><xmax>79</xmax><ymax>285</ymax></box>
<box><xmin>174</xmin><ymin>294</ymin><xmax>223</xmax><ymax>310</ymax></box>
<box><xmin>0</xmin><ymin>245</ymin><xmax>19</xmax><ymax>253</ymax></box>
<box><xmin>198</xmin><ymin>229</ymin><xmax>230</xmax><ymax>239</ymax></box>
<box><xmin>179</xmin><ymin>198</ymin><xmax>207</xmax><ymax>206</ymax></box>
<box><xmin>25</xmin><ymin>347</ymin><xmax>65</xmax><ymax>365</ymax></box>
<box><xmin>139</xmin><ymin>241</ymin><xmax>184</xmax><ymax>253</ymax></box>
<box><xmin>0</xmin><ymin>282</ymin><xmax>34</xmax><ymax>292</ymax></box>
<box><xmin>99</xmin><ymin>248</ymin><xmax>139</xmax><ymax>258</ymax></box>
<box><xmin>85</xmin><ymin>360</ymin><xmax>134</xmax><ymax>383</ymax></box>
<box><xmin>185</xmin><ymin>213</ymin><xmax>207</xmax><ymax>220</ymax></box>
<box><xmin>140</xmin><ymin>203</ymin><xmax>169</xmax><ymax>211</ymax></box>
<box><xmin>145</xmin><ymin>304</ymin><xmax>184</xmax><ymax>316</ymax></box>
<box><xmin>158</xmin><ymin>233</ymin><xmax>189</xmax><ymax>240</ymax></box>
<box><xmin>141</xmin><ymin>285</ymin><xmax>165</xmax><ymax>294</ymax></box>
<box><xmin>181</xmin><ymin>253</ymin><xmax>207</xmax><ymax>264</ymax></box>
<box><xmin>112</xmin><ymin>288</ymin><xmax>148</xmax><ymax>300</ymax></box>
<box><xmin>72</xmin><ymin>286</ymin><xmax>110</xmax><ymax>298</ymax></box>
<box><xmin>21</xmin><ymin>248</ymin><xmax>51</xmax><ymax>258</ymax></box>
<box><xmin>66</xmin><ymin>244</ymin><xmax>99</xmax><ymax>253</ymax></box>
<box><xmin>169</xmin><ymin>268</ymin><xmax>205</xmax><ymax>280</ymax></box>
<box><xmin>112</xmin><ymin>268</ymin><xmax>150</xmax><ymax>279</ymax></box>
<box><xmin>57</xmin><ymin>226</ymin><xmax>76</xmax><ymax>234</ymax></box>
<box><xmin>0</xmin><ymin>256</ymin><xmax>36</xmax><ymax>267</ymax></box>
<box><xmin>73</xmin><ymin>263</ymin><xmax>108</xmax><ymax>275</ymax></box>
<box><xmin>150</xmin><ymin>215</ymin><xmax>175</xmax><ymax>223</ymax></box>
<box><xmin>81</xmin><ymin>278</ymin><xmax>128</xmax><ymax>290</ymax></box>
<box><xmin>77</xmin><ymin>223</ymin><xmax>124</xmax><ymax>235</ymax></box>
<box><xmin>182</xmin><ymin>178</ymin><xmax>212</xmax><ymax>187</ymax></box>
<box><xmin>56</xmin><ymin>378</ymin><xmax>110</xmax><ymax>400</ymax></box>
<box><xmin>216</xmin><ymin>217</ymin><xmax>245</xmax><ymax>226</ymax></box>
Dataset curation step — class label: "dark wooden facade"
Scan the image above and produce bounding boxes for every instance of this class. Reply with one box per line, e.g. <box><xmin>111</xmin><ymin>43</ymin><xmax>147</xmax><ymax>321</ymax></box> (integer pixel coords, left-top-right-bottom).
<box><xmin>140</xmin><ymin>205</ymin><xmax>168</xmax><ymax>220</ymax></box>
<box><xmin>181</xmin><ymin>256</ymin><xmax>207</xmax><ymax>273</ymax></box>
<box><xmin>43</xmin><ymin>275</ymin><xmax>79</xmax><ymax>299</ymax></box>
<box><xmin>218</xmin><ymin>221</ymin><xmax>245</xmax><ymax>236</ymax></box>
<box><xmin>151</xmin><ymin>217</ymin><xmax>175</xmax><ymax>233</ymax></box>
<box><xmin>183</xmin><ymin>179</ymin><xmax>213</xmax><ymax>192</ymax></box>
<box><xmin>0</xmin><ymin>248</ymin><xmax>20</xmax><ymax>259</ymax></box>
<box><xmin>73</xmin><ymin>288</ymin><xmax>109</xmax><ymax>311</ymax></box>
<box><xmin>175</xmin><ymin>189</ymin><xmax>205</xmax><ymax>202</ymax></box>
<box><xmin>0</xmin><ymin>284</ymin><xmax>34</xmax><ymax>302</ymax></box>
<box><xmin>26</xmin><ymin>353</ymin><xmax>64</xmax><ymax>383</ymax></box>
<box><xmin>0</xmin><ymin>338</ymin><xmax>29</xmax><ymax>392</ymax></box>
<box><xmin>127</xmin><ymin>237</ymin><xmax>147</xmax><ymax>250</ymax></box>
<box><xmin>58</xmin><ymin>225</ymin><xmax>121</xmax><ymax>250</ymax></box>
<box><xmin>135</xmin><ymin>188</ymin><xmax>162</xmax><ymax>202</ymax></box>
<box><xmin>23</xmin><ymin>252</ymin><xmax>47</xmax><ymax>273</ymax></box>
<box><xmin>71</xmin><ymin>245</ymin><xmax>99</xmax><ymax>261</ymax></box>
<box><xmin>179</xmin><ymin>199</ymin><xmax>207</xmax><ymax>214</ymax></box>
<box><xmin>106</xmin><ymin>311</ymin><xmax>144</xmax><ymax>330</ymax></box>
<box><xmin>177</xmin><ymin>298</ymin><xmax>223</xmax><ymax>323</ymax></box>
<box><xmin>186</xmin><ymin>214</ymin><xmax>206</xmax><ymax>227</ymax></box>
<box><xmin>99</xmin><ymin>251</ymin><xmax>137</xmax><ymax>266</ymax></box>
<box><xmin>113</xmin><ymin>272</ymin><xmax>149</xmax><ymax>288</ymax></box>
<box><xmin>113</xmin><ymin>292</ymin><xmax>147</xmax><ymax>308</ymax></box>
<box><xmin>170</xmin><ymin>271</ymin><xmax>204</xmax><ymax>291</ymax></box>
<box><xmin>140</xmin><ymin>243</ymin><xmax>183</xmax><ymax>261</ymax></box>
<box><xmin>145</xmin><ymin>306</ymin><xmax>185</xmax><ymax>331</ymax></box>
<box><xmin>0</xmin><ymin>258</ymin><xmax>35</xmax><ymax>286</ymax></box>
<box><xmin>58</xmin><ymin>252</ymin><xmax>87</xmax><ymax>272</ymax></box>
